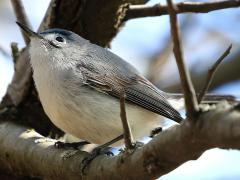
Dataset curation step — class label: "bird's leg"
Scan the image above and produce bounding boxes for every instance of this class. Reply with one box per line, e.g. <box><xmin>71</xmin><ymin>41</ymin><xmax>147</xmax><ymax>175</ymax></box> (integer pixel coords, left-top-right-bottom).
<box><xmin>55</xmin><ymin>141</ymin><xmax>90</xmax><ymax>150</ymax></box>
<box><xmin>82</xmin><ymin>134</ymin><xmax>123</xmax><ymax>173</ymax></box>
<box><xmin>150</xmin><ymin>127</ymin><xmax>162</xmax><ymax>138</ymax></box>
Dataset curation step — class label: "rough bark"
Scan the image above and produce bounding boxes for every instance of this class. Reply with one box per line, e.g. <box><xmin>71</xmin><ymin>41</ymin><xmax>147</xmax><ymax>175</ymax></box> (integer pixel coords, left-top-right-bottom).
<box><xmin>0</xmin><ymin>102</ymin><xmax>239</xmax><ymax>179</ymax></box>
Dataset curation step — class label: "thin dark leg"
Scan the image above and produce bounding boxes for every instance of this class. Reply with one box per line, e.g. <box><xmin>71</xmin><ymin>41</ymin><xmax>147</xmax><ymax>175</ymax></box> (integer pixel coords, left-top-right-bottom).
<box><xmin>82</xmin><ymin>134</ymin><xmax>123</xmax><ymax>173</ymax></box>
<box><xmin>96</xmin><ymin>134</ymin><xmax>123</xmax><ymax>149</ymax></box>
<box><xmin>150</xmin><ymin>127</ymin><xmax>162</xmax><ymax>138</ymax></box>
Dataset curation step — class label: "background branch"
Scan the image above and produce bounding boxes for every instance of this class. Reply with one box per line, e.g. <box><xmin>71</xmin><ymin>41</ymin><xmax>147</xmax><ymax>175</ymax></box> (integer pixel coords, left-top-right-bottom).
<box><xmin>161</xmin><ymin>51</ymin><xmax>240</xmax><ymax>93</ymax></box>
<box><xmin>125</xmin><ymin>0</ymin><xmax>240</xmax><ymax>20</ymax></box>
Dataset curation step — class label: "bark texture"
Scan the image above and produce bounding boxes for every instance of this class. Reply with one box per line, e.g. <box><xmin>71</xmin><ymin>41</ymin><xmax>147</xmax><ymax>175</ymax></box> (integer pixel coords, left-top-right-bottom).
<box><xmin>0</xmin><ymin>102</ymin><xmax>239</xmax><ymax>179</ymax></box>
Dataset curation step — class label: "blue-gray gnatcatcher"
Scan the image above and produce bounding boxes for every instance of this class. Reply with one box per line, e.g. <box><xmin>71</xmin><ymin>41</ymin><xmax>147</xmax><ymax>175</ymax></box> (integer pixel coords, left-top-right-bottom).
<box><xmin>16</xmin><ymin>22</ymin><xmax>183</xmax><ymax>146</ymax></box>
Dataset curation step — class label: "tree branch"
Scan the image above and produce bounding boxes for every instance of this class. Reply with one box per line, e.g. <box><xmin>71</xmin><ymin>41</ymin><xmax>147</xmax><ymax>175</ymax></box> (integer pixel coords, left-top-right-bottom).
<box><xmin>125</xmin><ymin>0</ymin><xmax>240</xmax><ymax>20</ymax></box>
<box><xmin>167</xmin><ymin>0</ymin><xmax>199</xmax><ymax>118</ymax></box>
<box><xmin>0</xmin><ymin>102</ymin><xmax>239</xmax><ymax>179</ymax></box>
<box><xmin>120</xmin><ymin>93</ymin><xmax>134</xmax><ymax>150</ymax></box>
<box><xmin>198</xmin><ymin>44</ymin><xmax>232</xmax><ymax>103</ymax></box>
<box><xmin>40</xmin><ymin>0</ymin><xmax>145</xmax><ymax>47</ymax></box>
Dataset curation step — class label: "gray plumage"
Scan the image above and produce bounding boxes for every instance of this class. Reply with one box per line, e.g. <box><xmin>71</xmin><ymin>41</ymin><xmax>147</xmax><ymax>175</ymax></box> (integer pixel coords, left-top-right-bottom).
<box><xmin>19</xmin><ymin>25</ymin><xmax>183</xmax><ymax>146</ymax></box>
<box><xmin>41</xmin><ymin>29</ymin><xmax>182</xmax><ymax>123</ymax></box>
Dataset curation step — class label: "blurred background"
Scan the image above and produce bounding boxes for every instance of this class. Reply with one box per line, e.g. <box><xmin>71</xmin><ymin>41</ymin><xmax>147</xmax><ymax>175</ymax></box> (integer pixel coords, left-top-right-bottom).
<box><xmin>0</xmin><ymin>0</ymin><xmax>239</xmax><ymax>179</ymax></box>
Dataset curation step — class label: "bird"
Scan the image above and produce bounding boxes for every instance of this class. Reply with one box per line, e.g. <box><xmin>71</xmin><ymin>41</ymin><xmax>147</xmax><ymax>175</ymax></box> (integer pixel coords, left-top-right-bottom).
<box><xmin>16</xmin><ymin>22</ymin><xmax>183</xmax><ymax>147</ymax></box>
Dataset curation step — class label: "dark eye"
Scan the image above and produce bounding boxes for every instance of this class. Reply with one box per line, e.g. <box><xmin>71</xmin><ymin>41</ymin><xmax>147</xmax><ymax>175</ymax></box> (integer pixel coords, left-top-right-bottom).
<box><xmin>55</xmin><ymin>36</ymin><xmax>64</xmax><ymax>42</ymax></box>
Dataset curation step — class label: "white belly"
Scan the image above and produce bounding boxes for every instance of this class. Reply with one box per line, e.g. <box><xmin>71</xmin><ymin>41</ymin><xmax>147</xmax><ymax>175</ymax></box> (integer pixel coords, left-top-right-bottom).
<box><xmin>39</xmin><ymin>85</ymin><xmax>164</xmax><ymax>146</ymax></box>
<box><xmin>32</xmin><ymin>68</ymin><xmax>165</xmax><ymax>146</ymax></box>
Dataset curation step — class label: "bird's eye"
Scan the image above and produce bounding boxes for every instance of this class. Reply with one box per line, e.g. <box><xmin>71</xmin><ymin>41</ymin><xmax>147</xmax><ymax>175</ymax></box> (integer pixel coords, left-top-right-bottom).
<box><xmin>55</xmin><ymin>36</ymin><xmax>64</xmax><ymax>42</ymax></box>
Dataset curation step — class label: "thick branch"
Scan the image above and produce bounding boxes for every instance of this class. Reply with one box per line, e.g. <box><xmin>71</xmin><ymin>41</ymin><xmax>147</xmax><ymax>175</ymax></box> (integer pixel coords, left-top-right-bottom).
<box><xmin>125</xmin><ymin>0</ymin><xmax>240</xmax><ymax>20</ymax></box>
<box><xmin>167</xmin><ymin>0</ymin><xmax>199</xmax><ymax>118</ymax></box>
<box><xmin>0</xmin><ymin>102</ymin><xmax>240</xmax><ymax>179</ymax></box>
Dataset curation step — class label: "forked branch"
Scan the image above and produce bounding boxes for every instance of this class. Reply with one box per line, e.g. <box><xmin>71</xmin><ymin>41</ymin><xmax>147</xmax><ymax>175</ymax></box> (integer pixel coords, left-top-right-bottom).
<box><xmin>198</xmin><ymin>44</ymin><xmax>232</xmax><ymax>103</ymax></box>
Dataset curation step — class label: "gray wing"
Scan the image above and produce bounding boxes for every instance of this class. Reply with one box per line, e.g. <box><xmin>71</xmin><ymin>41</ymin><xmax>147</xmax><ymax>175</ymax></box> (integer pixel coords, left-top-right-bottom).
<box><xmin>77</xmin><ymin>45</ymin><xmax>183</xmax><ymax>123</ymax></box>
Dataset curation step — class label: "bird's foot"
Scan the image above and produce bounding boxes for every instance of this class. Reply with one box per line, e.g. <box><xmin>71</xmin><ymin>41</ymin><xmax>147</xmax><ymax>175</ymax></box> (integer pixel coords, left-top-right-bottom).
<box><xmin>150</xmin><ymin>127</ymin><xmax>162</xmax><ymax>138</ymax></box>
<box><xmin>134</xmin><ymin>141</ymin><xmax>144</xmax><ymax>148</ymax></box>
<box><xmin>54</xmin><ymin>141</ymin><xmax>90</xmax><ymax>150</ymax></box>
<box><xmin>81</xmin><ymin>135</ymin><xmax>122</xmax><ymax>174</ymax></box>
<box><xmin>119</xmin><ymin>141</ymin><xmax>144</xmax><ymax>154</ymax></box>
<box><xmin>81</xmin><ymin>147</ymin><xmax>113</xmax><ymax>173</ymax></box>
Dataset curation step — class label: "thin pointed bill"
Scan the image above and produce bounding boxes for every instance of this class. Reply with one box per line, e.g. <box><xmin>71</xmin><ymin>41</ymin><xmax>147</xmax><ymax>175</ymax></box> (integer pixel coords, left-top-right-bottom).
<box><xmin>16</xmin><ymin>22</ymin><xmax>43</xmax><ymax>39</ymax></box>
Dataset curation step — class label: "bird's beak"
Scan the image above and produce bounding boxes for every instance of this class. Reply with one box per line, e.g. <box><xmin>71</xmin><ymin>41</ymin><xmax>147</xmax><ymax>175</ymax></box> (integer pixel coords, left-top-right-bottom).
<box><xmin>16</xmin><ymin>21</ymin><xmax>43</xmax><ymax>39</ymax></box>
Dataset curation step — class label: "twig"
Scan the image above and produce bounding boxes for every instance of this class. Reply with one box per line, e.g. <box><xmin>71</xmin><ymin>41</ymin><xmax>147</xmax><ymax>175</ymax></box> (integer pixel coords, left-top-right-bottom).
<box><xmin>11</xmin><ymin>0</ymin><xmax>32</xmax><ymax>44</ymax></box>
<box><xmin>167</xmin><ymin>0</ymin><xmax>199</xmax><ymax>119</ymax></box>
<box><xmin>120</xmin><ymin>92</ymin><xmax>134</xmax><ymax>150</ymax></box>
<box><xmin>125</xmin><ymin>0</ymin><xmax>240</xmax><ymax>20</ymax></box>
<box><xmin>11</xmin><ymin>42</ymin><xmax>20</xmax><ymax>64</ymax></box>
<box><xmin>198</xmin><ymin>44</ymin><xmax>232</xmax><ymax>103</ymax></box>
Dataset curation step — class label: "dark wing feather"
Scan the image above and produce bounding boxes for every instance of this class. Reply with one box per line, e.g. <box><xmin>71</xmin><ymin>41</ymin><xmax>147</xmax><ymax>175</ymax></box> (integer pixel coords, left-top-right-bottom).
<box><xmin>77</xmin><ymin>45</ymin><xmax>183</xmax><ymax>123</ymax></box>
<box><xmin>124</xmin><ymin>83</ymin><xmax>183</xmax><ymax>122</ymax></box>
